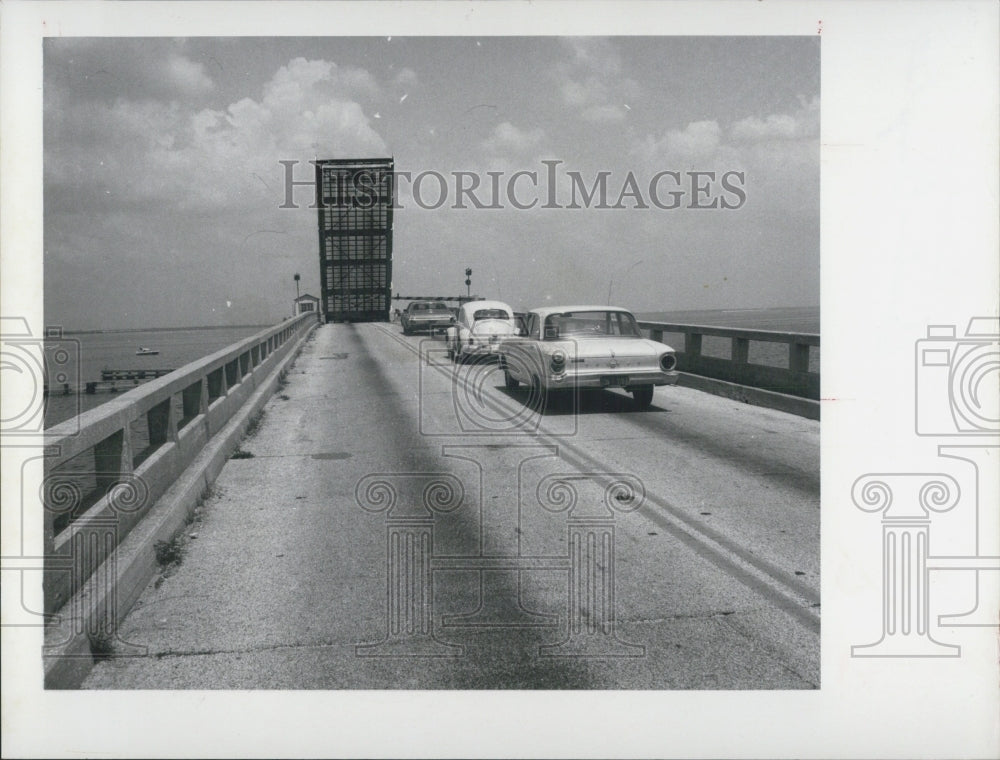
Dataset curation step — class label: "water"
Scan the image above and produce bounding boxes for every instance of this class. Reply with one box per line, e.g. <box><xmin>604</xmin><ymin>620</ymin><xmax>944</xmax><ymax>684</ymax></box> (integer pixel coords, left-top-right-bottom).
<box><xmin>44</xmin><ymin>325</ymin><xmax>267</xmax><ymax>428</ymax></box>
<box><xmin>634</xmin><ymin>306</ymin><xmax>821</xmax><ymax>372</ymax></box>
<box><xmin>635</xmin><ymin>306</ymin><xmax>820</xmax><ymax>334</ymax></box>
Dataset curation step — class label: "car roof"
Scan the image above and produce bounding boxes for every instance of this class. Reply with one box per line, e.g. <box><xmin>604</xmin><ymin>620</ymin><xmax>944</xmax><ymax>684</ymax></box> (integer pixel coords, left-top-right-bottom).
<box><xmin>460</xmin><ymin>300</ymin><xmax>514</xmax><ymax>315</ymax></box>
<box><xmin>528</xmin><ymin>305</ymin><xmax>634</xmax><ymax>321</ymax></box>
<box><xmin>408</xmin><ymin>300</ymin><xmax>449</xmax><ymax>308</ymax></box>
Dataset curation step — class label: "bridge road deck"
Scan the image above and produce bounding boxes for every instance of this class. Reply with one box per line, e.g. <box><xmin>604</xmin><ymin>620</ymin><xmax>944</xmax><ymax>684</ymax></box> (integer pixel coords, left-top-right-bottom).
<box><xmin>82</xmin><ymin>322</ymin><xmax>819</xmax><ymax>689</ymax></box>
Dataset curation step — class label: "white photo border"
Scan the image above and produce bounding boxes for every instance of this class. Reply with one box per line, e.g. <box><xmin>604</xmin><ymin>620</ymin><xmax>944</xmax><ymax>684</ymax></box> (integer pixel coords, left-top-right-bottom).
<box><xmin>2</xmin><ymin>2</ymin><xmax>998</xmax><ymax>758</ymax></box>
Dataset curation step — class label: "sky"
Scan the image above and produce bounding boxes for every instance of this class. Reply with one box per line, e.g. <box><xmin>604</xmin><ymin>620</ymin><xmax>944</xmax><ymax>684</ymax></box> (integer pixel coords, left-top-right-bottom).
<box><xmin>44</xmin><ymin>36</ymin><xmax>819</xmax><ymax>330</ymax></box>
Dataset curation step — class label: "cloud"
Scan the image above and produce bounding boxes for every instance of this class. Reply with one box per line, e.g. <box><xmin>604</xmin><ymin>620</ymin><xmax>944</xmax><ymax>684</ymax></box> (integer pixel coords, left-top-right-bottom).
<box><xmin>730</xmin><ymin>96</ymin><xmax>819</xmax><ymax>143</ymax></box>
<box><xmin>581</xmin><ymin>104</ymin><xmax>628</xmax><ymax>124</ymax></box>
<box><xmin>563</xmin><ymin>38</ymin><xmax>623</xmax><ymax>78</ymax></box>
<box><xmin>631</xmin><ymin>99</ymin><xmax>818</xmax><ymax>218</ymax></box>
<box><xmin>43</xmin><ymin>47</ymin><xmax>392</xmax><ymax>328</ymax></box>
<box><xmin>481</xmin><ymin>121</ymin><xmax>545</xmax><ymax>155</ymax></box>
<box><xmin>44</xmin><ymin>39</ymin><xmax>218</xmax><ymax>104</ymax></box>
<box><xmin>553</xmin><ymin>38</ymin><xmax>640</xmax><ymax>125</ymax></box>
<box><xmin>394</xmin><ymin>67</ymin><xmax>419</xmax><ymax>88</ymax></box>
<box><xmin>264</xmin><ymin>57</ymin><xmax>382</xmax><ymax>105</ymax></box>
<box><xmin>560</xmin><ymin>79</ymin><xmax>593</xmax><ymax>107</ymax></box>
<box><xmin>165</xmin><ymin>54</ymin><xmax>214</xmax><ymax>96</ymax></box>
<box><xmin>46</xmin><ymin>56</ymin><xmax>388</xmax><ymax>217</ymax></box>
<box><xmin>635</xmin><ymin>120</ymin><xmax>723</xmax><ymax>162</ymax></box>
<box><xmin>635</xmin><ymin>98</ymin><xmax>819</xmax><ymax>165</ymax></box>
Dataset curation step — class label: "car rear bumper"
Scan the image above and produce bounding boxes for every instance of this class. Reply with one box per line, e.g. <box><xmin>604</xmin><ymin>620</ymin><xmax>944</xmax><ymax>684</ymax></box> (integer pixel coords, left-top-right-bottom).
<box><xmin>407</xmin><ymin>318</ymin><xmax>453</xmax><ymax>332</ymax></box>
<box><xmin>459</xmin><ymin>338</ymin><xmax>513</xmax><ymax>356</ymax></box>
<box><xmin>545</xmin><ymin>369</ymin><xmax>680</xmax><ymax>389</ymax></box>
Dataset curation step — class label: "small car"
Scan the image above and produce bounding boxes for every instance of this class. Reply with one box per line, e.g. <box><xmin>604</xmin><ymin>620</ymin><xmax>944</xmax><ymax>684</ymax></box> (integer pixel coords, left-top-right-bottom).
<box><xmin>497</xmin><ymin>305</ymin><xmax>679</xmax><ymax>409</ymax></box>
<box><xmin>445</xmin><ymin>300</ymin><xmax>520</xmax><ymax>362</ymax></box>
<box><xmin>400</xmin><ymin>301</ymin><xmax>454</xmax><ymax>335</ymax></box>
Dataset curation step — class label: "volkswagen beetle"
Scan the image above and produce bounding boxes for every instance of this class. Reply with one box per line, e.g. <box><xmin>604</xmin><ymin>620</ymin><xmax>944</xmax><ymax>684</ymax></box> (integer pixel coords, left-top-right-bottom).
<box><xmin>497</xmin><ymin>305</ymin><xmax>679</xmax><ymax>409</ymax></box>
<box><xmin>445</xmin><ymin>300</ymin><xmax>520</xmax><ymax>362</ymax></box>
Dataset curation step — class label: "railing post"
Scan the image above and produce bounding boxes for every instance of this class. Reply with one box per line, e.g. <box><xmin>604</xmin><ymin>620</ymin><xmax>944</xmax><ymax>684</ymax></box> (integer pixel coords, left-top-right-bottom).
<box><xmin>789</xmin><ymin>342</ymin><xmax>810</xmax><ymax>373</ymax></box>
<box><xmin>182</xmin><ymin>378</ymin><xmax>207</xmax><ymax>419</ymax></box>
<box><xmin>147</xmin><ymin>398</ymin><xmax>175</xmax><ymax>446</ymax></box>
<box><xmin>207</xmin><ymin>366</ymin><xmax>227</xmax><ymax>401</ymax></box>
<box><xmin>732</xmin><ymin>337</ymin><xmax>749</xmax><ymax>365</ymax></box>
<box><xmin>94</xmin><ymin>429</ymin><xmax>132</xmax><ymax>492</ymax></box>
<box><xmin>685</xmin><ymin>332</ymin><xmax>702</xmax><ymax>357</ymax></box>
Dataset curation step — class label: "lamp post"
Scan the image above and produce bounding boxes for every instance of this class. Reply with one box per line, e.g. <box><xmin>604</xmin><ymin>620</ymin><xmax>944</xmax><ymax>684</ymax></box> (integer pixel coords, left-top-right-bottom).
<box><xmin>294</xmin><ymin>273</ymin><xmax>301</xmax><ymax>300</ymax></box>
<box><xmin>607</xmin><ymin>260</ymin><xmax>643</xmax><ymax>306</ymax></box>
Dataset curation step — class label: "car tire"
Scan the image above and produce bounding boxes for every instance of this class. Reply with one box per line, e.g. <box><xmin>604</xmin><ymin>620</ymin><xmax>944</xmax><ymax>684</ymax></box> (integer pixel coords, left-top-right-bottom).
<box><xmin>504</xmin><ymin>370</ymin><xmax>519</xmax><ymax>390</ymax></box>
<box><xmin>632</xmin><ymin>385</ymin><xmax>654</xmax><ymax>410</ymax></box>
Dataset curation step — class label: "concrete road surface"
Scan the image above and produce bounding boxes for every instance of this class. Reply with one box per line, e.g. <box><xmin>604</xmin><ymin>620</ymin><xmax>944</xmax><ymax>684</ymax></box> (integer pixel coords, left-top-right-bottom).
<box><xmin>83</xmin><ymin>322</ymin><xmax>819</xmax><ymax>689</ymax></box>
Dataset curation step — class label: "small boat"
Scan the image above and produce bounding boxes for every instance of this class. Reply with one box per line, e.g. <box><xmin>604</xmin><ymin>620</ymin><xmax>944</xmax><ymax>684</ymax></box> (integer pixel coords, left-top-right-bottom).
<box><xmin>136</xmin><ymin>346</ymin><xmax>159</xmax><ymax>356</ymax></box>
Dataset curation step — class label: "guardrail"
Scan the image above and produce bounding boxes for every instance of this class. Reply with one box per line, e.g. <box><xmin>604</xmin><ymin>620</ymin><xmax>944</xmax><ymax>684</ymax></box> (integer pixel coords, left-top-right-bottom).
<box><xmin>637</xmin><ymin>321</ymin><xmax>820</xmax><ymax>400</ymax></box>
<box><xmin>42</xmin><ymin>312</ymin><xmax>317</xmax><ymax>616</ymax></box>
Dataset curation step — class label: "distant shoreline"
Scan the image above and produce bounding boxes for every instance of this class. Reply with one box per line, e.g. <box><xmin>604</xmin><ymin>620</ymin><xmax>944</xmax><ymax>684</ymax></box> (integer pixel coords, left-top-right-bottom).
<box><xmin>59</xmin><ymin>323</ymin><xmax>273</xmax><ymax>337</ymax></box>
<box><xmin>634</xmin><ymin>306</ymin><xmax>820</xmax><ymax>334</ymax></box>
<box><xmin>635</xmin><ymin>305</ymin><xmax>818</xmax><ymax>315</ymax></box>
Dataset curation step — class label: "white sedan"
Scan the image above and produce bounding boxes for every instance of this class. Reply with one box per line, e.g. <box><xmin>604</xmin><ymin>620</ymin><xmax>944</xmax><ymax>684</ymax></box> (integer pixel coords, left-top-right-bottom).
<box><xmin>497</xmin><ymin>305</ymin><xmax>679</xmax><ymax>409</ymax></box>
<box><xmin>445</xmin><ymin>300</ymin><xmax>521</xmax><ymax>363</ymax></box>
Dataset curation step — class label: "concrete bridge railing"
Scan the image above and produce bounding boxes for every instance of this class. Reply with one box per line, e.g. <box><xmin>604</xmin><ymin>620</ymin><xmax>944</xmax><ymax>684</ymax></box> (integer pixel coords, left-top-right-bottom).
<box><xmin>637</xmin><ymin>320</ymin><xmax>820</xmax><ymax>410</ymax></box>
<box><xmin>42</xmin><ymin>312</ymin><xmax>317</xmax><ymax>685</ymax></box>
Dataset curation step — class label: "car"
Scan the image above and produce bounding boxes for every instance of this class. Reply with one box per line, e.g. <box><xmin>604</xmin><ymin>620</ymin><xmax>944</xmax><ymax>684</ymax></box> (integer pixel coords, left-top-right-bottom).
<box><xmin>497</xmin><ymin>305</ymin><xmax>679</xmax><ymax>409</ymax></box>
<box><xmin>445</xmin><ymin>300</ymin><xmax>521</xmax><ymax>363</ymax></box>
<box><xmin>400</xmin><ymin>301</ymin><xmax>455</xmax><ymax>336</ymax></box>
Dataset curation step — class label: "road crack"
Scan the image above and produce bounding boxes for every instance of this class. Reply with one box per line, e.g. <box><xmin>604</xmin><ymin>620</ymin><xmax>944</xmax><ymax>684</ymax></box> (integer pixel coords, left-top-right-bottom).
<box><xmin>150</xmin><ymin>639</ymin><xmax>344</xmax><ymax>660</ymax></box>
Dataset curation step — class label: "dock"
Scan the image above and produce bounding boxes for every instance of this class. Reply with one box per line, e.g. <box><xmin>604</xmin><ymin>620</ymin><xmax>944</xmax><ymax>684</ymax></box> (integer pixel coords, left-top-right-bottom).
<box><xmin>43</xmin><ymin>367</ymin><xmax>176</xmax><ymax>396</ymax></box>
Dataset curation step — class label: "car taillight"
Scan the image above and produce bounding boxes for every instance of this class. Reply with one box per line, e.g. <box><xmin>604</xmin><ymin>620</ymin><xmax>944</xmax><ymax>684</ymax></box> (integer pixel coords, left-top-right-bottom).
<box><xmin>660</xmin><ymin>353</ymin><xmax>677</xmax><ymax>371</ymax></box>
<box><xmin>551</xmin><ymin>352</ymin><xmax>566</xmax><ymax>373</ymax></box>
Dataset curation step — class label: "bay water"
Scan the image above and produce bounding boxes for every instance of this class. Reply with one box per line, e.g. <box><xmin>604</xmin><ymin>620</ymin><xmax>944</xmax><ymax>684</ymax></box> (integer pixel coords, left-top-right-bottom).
<box><xmin>44</xmin><ymin>325</ymin><xmax>267</xmax><ymax>428</ymax></box>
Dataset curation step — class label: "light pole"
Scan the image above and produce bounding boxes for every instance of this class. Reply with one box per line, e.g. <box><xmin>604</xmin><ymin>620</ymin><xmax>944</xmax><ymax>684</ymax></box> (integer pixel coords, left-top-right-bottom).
<box><xmin>607</xmin><ymin>260</ymin><xmax>643</xmax><ymax>306</ymax></box>
<box><xmin>294</xmin><ymin>273</ymin><xmax>301</xmax><ymax>300</ymax></box>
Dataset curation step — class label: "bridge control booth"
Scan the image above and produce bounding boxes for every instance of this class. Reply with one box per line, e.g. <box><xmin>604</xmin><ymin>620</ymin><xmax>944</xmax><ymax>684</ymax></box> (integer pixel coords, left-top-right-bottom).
<box><xmin>294</xmin><ymin>293</ymin><xmax>321</xmax><ymax>319</ymax></box>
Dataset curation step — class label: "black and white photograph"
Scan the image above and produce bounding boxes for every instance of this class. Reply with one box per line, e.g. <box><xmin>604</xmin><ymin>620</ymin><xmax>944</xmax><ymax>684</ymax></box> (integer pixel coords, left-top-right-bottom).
<box><xmin>41</xmin><ymin>33</ymin><xmax>820</xmax><ymax>690</ymax></box>
<box><xmin>1</xmin><ymin>2</ymin><xmax>997</xmax><ymax>758</ymax></box>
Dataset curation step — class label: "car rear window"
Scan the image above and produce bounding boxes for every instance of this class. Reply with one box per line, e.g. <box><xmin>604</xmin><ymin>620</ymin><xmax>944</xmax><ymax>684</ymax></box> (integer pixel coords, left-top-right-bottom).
<box><xmin>473</xmin><ymin>309</ymin><xmax>510</xmax><ymax>320</ymax></box>
<box><xmin>544</xmin><ymin>310</ymin><xmax>641</xmax><ymax>338</ymax></box>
